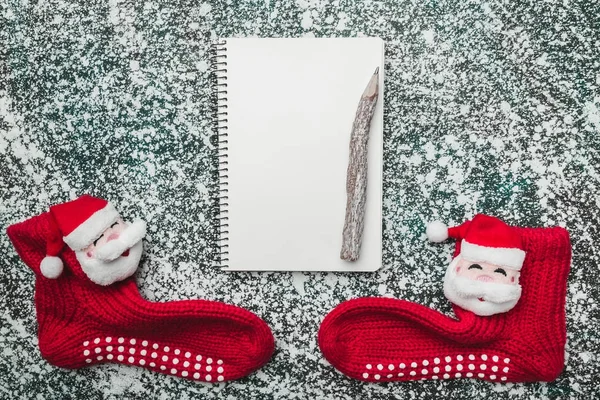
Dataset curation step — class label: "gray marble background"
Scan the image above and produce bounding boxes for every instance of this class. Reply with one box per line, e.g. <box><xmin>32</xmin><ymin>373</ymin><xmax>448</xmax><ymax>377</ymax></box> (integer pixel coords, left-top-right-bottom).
<box><xmin>1</xmin><ymin>0</ymin><xmax>599</xmax><ymax>399</ymax></box>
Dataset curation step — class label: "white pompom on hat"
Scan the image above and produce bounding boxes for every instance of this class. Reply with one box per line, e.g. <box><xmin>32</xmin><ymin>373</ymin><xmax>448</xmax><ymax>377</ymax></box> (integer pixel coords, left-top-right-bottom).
<box><xmin>426</xmin><ymin>221</ymin><xmax>448</xmax><ymax>243</ymax></box>
<box><xmin>40</xmin><ymin>215</ymin><xmax>65</xmax><ymax>279</ymax></box>
<box><xmin>40</xmin><ymin>256</ymin><xmax>63</xmax><ymax>279</ymax></box>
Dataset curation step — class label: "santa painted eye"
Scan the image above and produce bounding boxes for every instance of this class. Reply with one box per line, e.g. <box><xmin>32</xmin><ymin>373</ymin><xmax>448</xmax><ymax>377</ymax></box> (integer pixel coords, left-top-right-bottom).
<box><xmin>494</xmin><ymin>268</ymin><xmax>507</xmax><ymax>276</ymax></box>
<box><xmin>110</xmin><ymin>221</ymin><xmax>118</xmax><ymax>228</ymax></box>
<box><xmin>93</xmin><ymin>234</ymin><xmax>104</xmax><ymax>246</ymax></box>
<box><xmin>468</xmin><ymin>264</ymin><xmax>482</xmax><ymax>270</ymax></box>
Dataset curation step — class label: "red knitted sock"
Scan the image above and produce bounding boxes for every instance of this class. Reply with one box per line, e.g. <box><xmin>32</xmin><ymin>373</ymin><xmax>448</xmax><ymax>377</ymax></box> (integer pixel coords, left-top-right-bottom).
<box><xmin>318</xmin><ymin>226</ymin><xmax>571</xmax><ymax>383</ymax></box>
<box><xmin>7</xmin><ymin>211</ymin><xmax>274</xmax><ymax>382</ymax></box>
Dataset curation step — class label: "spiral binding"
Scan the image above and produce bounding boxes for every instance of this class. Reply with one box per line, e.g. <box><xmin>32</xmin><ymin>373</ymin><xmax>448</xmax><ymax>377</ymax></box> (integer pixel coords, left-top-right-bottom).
<box><xmin>211</xmin><ymin>39</ymin><xmax>229</xmax><ymax>268</ymax></box>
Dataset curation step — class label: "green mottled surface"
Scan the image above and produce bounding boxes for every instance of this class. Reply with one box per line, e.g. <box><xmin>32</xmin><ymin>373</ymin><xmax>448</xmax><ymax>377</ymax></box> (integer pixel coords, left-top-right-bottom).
<box><xmin>1</xmin><ymin>0</ymin><xmax>599</xmax><ymax>399</ymax></box>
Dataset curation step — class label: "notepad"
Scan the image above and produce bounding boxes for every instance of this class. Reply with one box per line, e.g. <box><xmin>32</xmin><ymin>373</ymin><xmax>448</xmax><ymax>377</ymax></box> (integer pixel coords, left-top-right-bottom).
<box><xmin>213</xmin><ymin>37</ymin><xmax>384</xmax><ymax>272</ymax></box>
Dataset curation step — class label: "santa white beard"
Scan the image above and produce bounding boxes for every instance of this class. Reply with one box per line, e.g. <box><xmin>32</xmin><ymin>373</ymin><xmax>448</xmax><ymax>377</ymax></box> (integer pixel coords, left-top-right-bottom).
<box><xmin>443</xmin><ymin>256</ymin><xmax>522</xmax><ymax>316</ymax></box>
<box><xmin>76</xmin><ymin>240</ymin><xmax>143</xmax><ymax>286</ymax></box>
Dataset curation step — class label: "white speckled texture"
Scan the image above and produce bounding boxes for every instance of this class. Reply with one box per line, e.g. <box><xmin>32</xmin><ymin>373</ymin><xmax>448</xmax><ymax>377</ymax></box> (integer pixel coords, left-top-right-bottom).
<box><xmin>1</xmin><ymin>0</ymin><xmax>599</xmax><ymax>398</ymax></box>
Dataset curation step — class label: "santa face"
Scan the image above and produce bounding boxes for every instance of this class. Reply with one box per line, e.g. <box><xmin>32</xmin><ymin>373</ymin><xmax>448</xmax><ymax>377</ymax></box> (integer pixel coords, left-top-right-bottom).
<box><xmin>443</xmin><ymin>256</ymin><xmax>522</xmax><ymax>316</ymax></box>
<box><xmin>75</xmin><ymin>219</ymin><xmax>146</xmax><ymax>286</ymax></box>
<box><xmin>454</xmin><ymin>258</ymin><xmax>520</xmax><ymax>285</ymax></box>
<box><xmin>83</xmin><ymin>219</ymin><xmax>127</xmax><ymax>253</ymax></box>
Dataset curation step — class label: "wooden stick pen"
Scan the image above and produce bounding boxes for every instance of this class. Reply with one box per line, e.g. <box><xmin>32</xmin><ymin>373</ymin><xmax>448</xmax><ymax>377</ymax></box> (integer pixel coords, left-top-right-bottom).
<box><xmin>340</xmin><ymin>67</ymin><xmax>380</xmax><ymax>261</ymax></box>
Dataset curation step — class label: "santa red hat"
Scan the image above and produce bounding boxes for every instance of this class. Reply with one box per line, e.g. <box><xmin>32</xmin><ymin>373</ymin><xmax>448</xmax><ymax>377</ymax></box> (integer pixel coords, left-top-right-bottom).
<box><xmin>426</xmin><ymin>214</ymin><xmax>526</xmax><ymax>270</ymax></box>
<box><xmin>40</xmin><ymin>195</ymin><xmax>119</xmax><ymax>279</ymax></box>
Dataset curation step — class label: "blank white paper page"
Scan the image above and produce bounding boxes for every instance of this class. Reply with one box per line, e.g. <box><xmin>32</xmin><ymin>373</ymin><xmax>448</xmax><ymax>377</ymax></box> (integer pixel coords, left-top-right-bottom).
<box><xmin>221</xmin><ymin>37</ymin><xmax>383</xmax><ymax>272</ymax></box>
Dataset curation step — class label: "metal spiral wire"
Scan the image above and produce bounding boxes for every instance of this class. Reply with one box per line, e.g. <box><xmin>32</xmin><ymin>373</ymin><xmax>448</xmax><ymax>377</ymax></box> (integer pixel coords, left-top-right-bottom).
<box><xmin>210</xmin><ymin>40</ymin><xmax>229</xmax><ymax>267</ymax></box>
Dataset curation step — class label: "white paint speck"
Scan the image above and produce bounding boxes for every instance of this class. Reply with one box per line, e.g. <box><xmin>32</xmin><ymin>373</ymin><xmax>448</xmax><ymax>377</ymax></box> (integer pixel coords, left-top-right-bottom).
<box><xmin>422</xmin><ymin>29</ymin><xmax>435</xmax><ymax>44</ymax></box>
<box><xmin>584</xmin><ymin>101</ymin><xmax>600</xmax><ymax>128</ymax></box>
<box><xmin>196</xmin><ymin>60</ymin><xmax>208</xmax><ymax>73</ymax></box>
<box><xmin>291</xmin><ymin>272</ymin><xmax>308</xmax><ymax>295</ymax></box>
<box><xmin>336</xmin><ymin>12</ymin><xmax>348</xmax><ymax>31</ymax></box>
<box><xmin>579</xmin><ymin>352</ymin><xmax>592</xmax><ymax>363</ymax></box>
<box><xmin>301</xmin><ymin>10</ymin><xmax>313</xmax><ymax>29</ymax></box>
<box><xmin>199</xmin><ymin>3</ymin><xmax>212</xmax><ymax>16</ymax></box>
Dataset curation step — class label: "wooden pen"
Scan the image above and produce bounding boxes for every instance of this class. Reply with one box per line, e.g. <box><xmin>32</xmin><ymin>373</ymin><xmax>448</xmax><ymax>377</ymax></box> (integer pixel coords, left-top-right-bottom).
<box><xmin>340</xmin><ymin>67</ymin><xmax>380</xmax><ymax>261</ymax></box>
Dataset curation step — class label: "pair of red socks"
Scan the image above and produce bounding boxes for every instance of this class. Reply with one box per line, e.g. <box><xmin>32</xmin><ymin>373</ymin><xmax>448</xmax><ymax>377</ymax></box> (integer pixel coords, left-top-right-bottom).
<box><xmin>7</xmin><ymin>198</ymin><xmax>571</xmax><ymax>384</ymax></box>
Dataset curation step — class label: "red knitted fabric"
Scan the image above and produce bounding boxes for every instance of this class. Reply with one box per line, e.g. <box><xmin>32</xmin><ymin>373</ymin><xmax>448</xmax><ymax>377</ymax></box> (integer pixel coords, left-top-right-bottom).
<box><xmin>7</xmin><ymin>211</ymin><xmax>275</xmax><ymax>382</ymax></box>
<box><xmin>318</xmin><ymin>226</ymin><xmax>571</xmax><ymax>383</ymax></box>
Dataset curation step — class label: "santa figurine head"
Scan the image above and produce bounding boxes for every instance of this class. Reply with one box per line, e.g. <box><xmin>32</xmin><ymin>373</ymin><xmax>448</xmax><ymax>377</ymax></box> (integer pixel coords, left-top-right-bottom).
<box><xmin>426</xmin><ymin>214</ymin><xmax>526</xmax><ymax>316</ymax></box>
<box><xmin>40</xmin><ymin>195</ymin><xmax>147</xmax><ymax>286</ymax></box>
